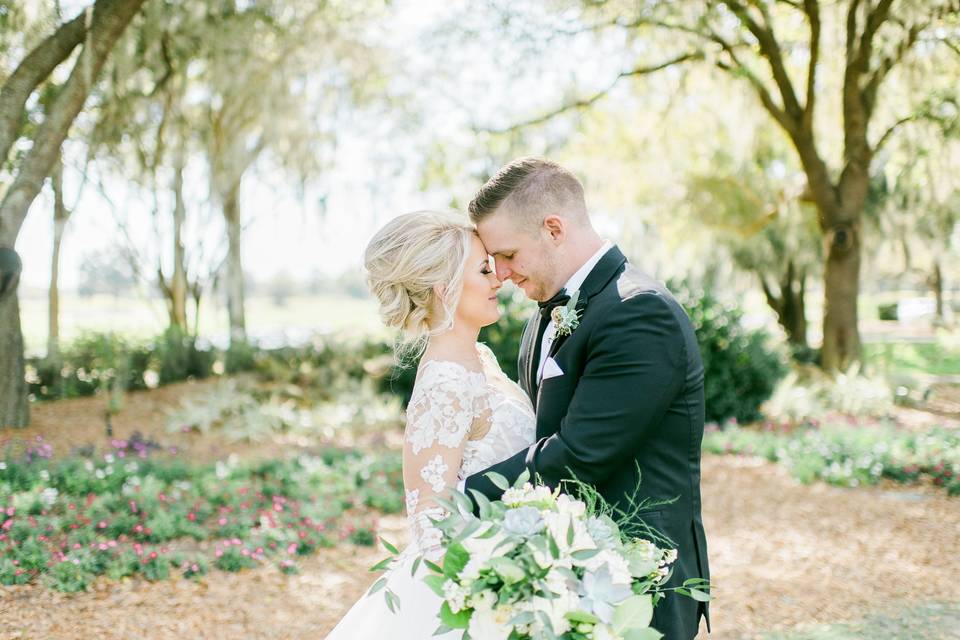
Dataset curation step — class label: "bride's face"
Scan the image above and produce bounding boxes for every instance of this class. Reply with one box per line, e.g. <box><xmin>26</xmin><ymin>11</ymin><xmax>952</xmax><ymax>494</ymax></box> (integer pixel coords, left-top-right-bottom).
<box><xmin>455</xmin><ymin>235</ymin><xmax>502</xmax><ymax>329</ymax></box>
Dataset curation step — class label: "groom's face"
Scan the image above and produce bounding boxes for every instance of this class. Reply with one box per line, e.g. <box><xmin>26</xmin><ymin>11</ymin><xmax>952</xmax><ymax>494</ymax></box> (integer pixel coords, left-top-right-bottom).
<box><xmin>477</xmin><ymin>212</ymin><xmax>561</xmax><ymax>302</ymax></box>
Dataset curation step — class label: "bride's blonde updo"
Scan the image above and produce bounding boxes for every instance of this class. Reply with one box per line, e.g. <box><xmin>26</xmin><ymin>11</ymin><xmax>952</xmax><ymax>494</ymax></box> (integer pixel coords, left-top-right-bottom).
<box><xmin>364</xmin><ymin>211</ymin><xmax>475</xmax><ymax>355</ymax></box>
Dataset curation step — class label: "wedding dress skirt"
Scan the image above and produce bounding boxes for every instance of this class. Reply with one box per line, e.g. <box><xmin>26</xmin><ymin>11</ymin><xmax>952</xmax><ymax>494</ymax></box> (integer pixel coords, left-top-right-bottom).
<box><xmin>325</xmin><ymin>344</ymin><xmax>536</xmax><ymax>639</ymax></box>
<box><xmin>324</xmin><ymin>547</ymin><xmax>460</xmax><ymax>639</ymax></box>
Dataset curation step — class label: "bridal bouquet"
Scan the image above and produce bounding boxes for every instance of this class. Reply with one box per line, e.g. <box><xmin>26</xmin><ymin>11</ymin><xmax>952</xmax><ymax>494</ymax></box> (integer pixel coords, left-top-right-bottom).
<box><xmin>416</xmin><ymin>471</ymin><xmax>709</xmax><ymax>640</ymax></box>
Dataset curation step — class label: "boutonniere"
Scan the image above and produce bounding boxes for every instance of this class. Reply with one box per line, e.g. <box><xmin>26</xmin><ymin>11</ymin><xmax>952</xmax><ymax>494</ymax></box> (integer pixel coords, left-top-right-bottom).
<box><xmin>550</xmin><ymin>289</ymin><xmax>581</xmax><ymax>338</ymax></box>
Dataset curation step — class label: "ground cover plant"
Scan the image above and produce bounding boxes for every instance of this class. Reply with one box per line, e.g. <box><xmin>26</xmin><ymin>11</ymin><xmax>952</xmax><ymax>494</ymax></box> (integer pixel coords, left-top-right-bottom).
<box><xmin>703</xmin><ymin>419</ymin><xmax>959</xmax><ymax>494</ymax></box>
<box><xmin>0</xmin><ymin>434</ymin><xmax>403</xmax><ymax>592</ymax></box>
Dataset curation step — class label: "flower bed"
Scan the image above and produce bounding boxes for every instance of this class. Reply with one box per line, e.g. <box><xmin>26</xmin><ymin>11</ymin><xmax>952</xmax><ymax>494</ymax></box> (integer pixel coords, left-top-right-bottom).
<box><xmin>0</xmin><ymin>435</ymin><xmax>402</xmax><ymax>591</ymax></box>
<box><xmin>703</xmin><ymin>420</ymin><xmax>959</xmax><ymax>494</ymax></box>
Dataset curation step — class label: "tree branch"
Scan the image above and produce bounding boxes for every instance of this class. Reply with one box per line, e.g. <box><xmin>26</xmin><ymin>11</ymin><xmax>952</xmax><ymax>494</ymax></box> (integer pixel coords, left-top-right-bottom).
<box><xmin>0</xmin><ymin>10</ymin><xmax>87</xmax><ymax>165</ymax></box>
<box><xmin>0</xmin><ymin>0</ymin><xmax>148</xmax><ymax>244</ymax></box>
<box><xmin>482</xmin><ymin>51</ymin><xmax>704</xmax><ymax>133</ymax></box>
<box><xmin>724</xmin><ymin>0</ymin><xmax>804</xmax><ymax>121</ymax></box>
<box><xmin>802</xmin><ymin>0</ymin><xmax>820</xmax><ymax>133</ymax></box>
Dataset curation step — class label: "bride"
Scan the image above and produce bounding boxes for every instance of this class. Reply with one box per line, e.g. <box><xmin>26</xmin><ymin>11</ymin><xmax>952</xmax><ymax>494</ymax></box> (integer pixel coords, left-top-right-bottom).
<box><xmin>325</xmin><ymin>211</ymin><xmax>536</xmax><ymax>639</ymax></box>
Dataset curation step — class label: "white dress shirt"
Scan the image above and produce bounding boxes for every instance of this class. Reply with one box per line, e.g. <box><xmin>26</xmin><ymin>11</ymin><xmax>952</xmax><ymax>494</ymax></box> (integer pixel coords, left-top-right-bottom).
<box><xmin>536</xmin><ymin>240</ymin><xmax>613</xmax><ymax>381</ymax></box>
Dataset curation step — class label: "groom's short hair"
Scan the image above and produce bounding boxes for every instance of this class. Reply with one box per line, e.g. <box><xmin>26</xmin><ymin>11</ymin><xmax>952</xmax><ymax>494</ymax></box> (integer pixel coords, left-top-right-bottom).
<box><xmin>468</xmin><ymin>157</ymin><xmax>588</xmax><ymax>229</ymax></box>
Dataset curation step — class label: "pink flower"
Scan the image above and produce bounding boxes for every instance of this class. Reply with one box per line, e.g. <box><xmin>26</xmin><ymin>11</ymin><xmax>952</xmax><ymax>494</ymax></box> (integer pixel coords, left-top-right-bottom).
<box><xmin>215</xmin><ymin>549</ymin><xmax>223</xmax><ymax>558</ymax></box>
<box><xmin>218</xmin><ymin>518</ymin><xmax>227</xmax><ymax>526</ymax></box>
<box><xmin>99</xmin><ymin>543</ymin><xmax>108</xmax><ymax>551</ymax></box>
<box><xmin>73</xmin><ymin>543</ymin><xmax>82</xmax><ymax>549</ymax></box>
<box><xmin>5</xmin><ymin>507</ymin><xmax>14</xmax><ymax>516</ymax></box>
<box><xmin>98</xmin><ymin>521</ymin><xmax>107</xmax><ymax>529</ymax></box>
<box><xmin>286</xmin><ymin>543</ymin><xmax>297</xmax><ymax>555</ymax></box>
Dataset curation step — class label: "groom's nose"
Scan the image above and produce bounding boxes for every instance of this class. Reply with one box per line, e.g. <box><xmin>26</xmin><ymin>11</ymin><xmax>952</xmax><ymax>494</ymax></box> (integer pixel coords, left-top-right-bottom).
<box><xmin>495</xmin><ymin>262</ymin><xmax>511</xmax><ymax>281</ymax></box>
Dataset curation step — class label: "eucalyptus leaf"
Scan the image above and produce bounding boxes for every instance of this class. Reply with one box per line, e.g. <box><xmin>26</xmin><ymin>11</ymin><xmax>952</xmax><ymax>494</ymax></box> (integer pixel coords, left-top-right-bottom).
<box><xmin>485</xmin><ymin>471</ymin><xmax>510</xmax><ymax>491</ymax></box>
<box><xmin>612</xmin><ymin>594</ymin><xmax>654</xmax><ymax>632</ymax></box>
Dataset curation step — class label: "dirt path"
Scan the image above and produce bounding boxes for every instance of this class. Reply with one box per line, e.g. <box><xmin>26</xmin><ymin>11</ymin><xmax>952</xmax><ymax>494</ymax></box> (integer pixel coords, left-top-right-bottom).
<box><xmin>2</xmin><ymin>386</ymin><xmax>959</xmax><ymax>639</ymax></box>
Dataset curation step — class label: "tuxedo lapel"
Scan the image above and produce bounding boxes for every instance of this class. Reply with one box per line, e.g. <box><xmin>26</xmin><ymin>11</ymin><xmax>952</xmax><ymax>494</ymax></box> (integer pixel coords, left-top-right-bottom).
<box><xmin>545</xmin><ymin>245</ymin><xmax>627</xmax><ymax>362</ymax></box>
<box><xmin>535</xmin><ymin>246</ymin><xmax>628</xmax><ymax>411</ymax></box>
<box><xmin>518</xmin><ymin>312</ymin><xmax>542</xmax><ymax>404</ymax></box>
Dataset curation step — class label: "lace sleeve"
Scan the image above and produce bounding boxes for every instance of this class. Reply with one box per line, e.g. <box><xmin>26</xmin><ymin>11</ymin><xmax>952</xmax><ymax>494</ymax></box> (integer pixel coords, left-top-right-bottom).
<box><xmin>403</xmin><ymin>361</ymin><xmax>481</xmax><ymax>560</ymax></box>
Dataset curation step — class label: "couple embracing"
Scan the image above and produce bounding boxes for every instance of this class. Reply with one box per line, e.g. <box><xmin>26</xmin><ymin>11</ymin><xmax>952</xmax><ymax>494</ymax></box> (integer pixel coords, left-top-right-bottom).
<box><xmin>327</xmin><ymin>157</ymin><xmax>710</xmax><ymax>640</ymax></box>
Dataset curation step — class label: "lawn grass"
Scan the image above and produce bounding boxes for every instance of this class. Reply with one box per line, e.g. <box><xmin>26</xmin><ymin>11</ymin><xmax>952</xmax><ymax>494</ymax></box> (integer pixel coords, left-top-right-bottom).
<box><xmin>19</xmin><ymin>293</ymin><xmax>383</xmax><ymax>356</ymax></box>
<box><xmin>864</xmin><ymin>340</ymin><xmax>960</xmax><ymax>378</ymax></box>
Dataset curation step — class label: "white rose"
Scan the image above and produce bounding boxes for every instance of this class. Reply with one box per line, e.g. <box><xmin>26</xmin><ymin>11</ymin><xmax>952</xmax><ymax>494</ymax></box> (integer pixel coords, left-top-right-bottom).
<box><xmin>543</xmin><ymin>511</ymin><xmax>595</xmax><ymax>555</ymax></box>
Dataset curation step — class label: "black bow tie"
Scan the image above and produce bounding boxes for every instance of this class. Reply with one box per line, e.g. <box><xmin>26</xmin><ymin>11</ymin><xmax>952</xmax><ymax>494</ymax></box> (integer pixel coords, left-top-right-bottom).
<box><xmin>538</xmin><ymin>289</ymin><xmax>570</xmax><ymax>320</ymax></box>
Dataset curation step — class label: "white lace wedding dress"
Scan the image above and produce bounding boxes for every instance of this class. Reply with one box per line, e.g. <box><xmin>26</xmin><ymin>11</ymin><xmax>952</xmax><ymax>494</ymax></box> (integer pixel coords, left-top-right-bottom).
<box><xmin>325</xmin><ymin>343</ymin><xmax>536</xmax><ymax>639</ymax></box>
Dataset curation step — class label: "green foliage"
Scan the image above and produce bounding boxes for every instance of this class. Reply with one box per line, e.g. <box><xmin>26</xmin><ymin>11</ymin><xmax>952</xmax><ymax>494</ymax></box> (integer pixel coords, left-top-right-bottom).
<box><xmin>154</xmin><ymin>326</ymin><xmax>215</xmax><ymax>384</ymax></box>
<box><xmin>672</xmin><ymin>282</ymin><xmax>788</xmax><ymax>424</ymax></box>
<box><xmin>26</xmin><ymin>330</ymin><xmax>214</xmax><ymax>401</ymax></box>
<box><xmin>703</xmin><ymin>422</ymin><xmax>960</xmax><ymax>494</ymax></box>
<box><xmin>877</xmin><ymin>303</ymin><xmax>899</xmax><ymax>321</ymax></box>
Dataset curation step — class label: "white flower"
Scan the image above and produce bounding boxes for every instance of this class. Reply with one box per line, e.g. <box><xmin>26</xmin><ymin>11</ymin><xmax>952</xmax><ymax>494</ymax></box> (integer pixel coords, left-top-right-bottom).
<box><xmin>0</xmin><ymin>462</ymin><xmax>6</xmax><ymax>471</ymax></box>
<box><xmin>442</xmin><ymin>579</ymin><xmax>469</xmax><ymax>613</ymax></box>
<box><xmin>468</xmin><ymin>589</ymin><xmax>497</xmax><ymax>612</ymax></box>
<box><xmin>459</xmin><ymin>556</ymin><xmax>484</xmax><ymax>584</ymax></box>
<box><xmin>104</xmin><ymin>453</ymin><xmax>115</xmax><ymax>464</ymax></box>
<box><xmin>543</xmin><ymin>511</ymin><xmax>595</xmax><ymax>555</ymax></box>
<box><xmin>502</xmin><ymin>483</ymin><xmax>554</xmax><ymax>507</ymax></box>
<box><xmin>592</xmin><ymin>623</ymin><xmax>622</xmax><ymax>640</ymax></box>
<box><xmin>462</xmin><ymin>523</ymin><xmax>516</xmax><ymax>560</ymax></box>
<box><xmin>555</xmin><ymin>494</ymin><xmax>586</xmax><ymax>518</ymax></box>
<box><xmin>95</xmin><ymin>469</ymin><xmax>106</xmax><ymax>479</ymax></box>
<box><xmin>420</xmin><ymin>455</ymin><xmax>449</xmax><ymax>493</ymax></box>
<box><xmin>581</xmin><ymin>550</ymin><xmax>633</xmax><ymax>585</ymax></box>
<box><xmin>467</xmin><ymin>606</ymin><xmax>514</xmax><ymax>640</ymax></box>
<box><xmin>531</xmin><ymin>590</ymin><xmax>578</xmax><ymax>636</ymax></box>
<box><xmin>39</xmin><ymin>469</ymin><xmax>50</xmax><ymax>482</ymax></box>
<box><xmin>84</xmin><ymin>461</ymin><xmax>94</xmax><ymax>472</ymax></box>
<box><xmin>40</xmin><ymin>487</ymin><xmax>59</xmax><ymax>507</ymax></box>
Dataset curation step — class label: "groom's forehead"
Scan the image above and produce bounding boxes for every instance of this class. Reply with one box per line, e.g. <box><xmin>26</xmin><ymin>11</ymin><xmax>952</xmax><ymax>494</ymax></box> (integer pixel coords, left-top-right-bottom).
<box><xmin>478</xmin><ymin>216</ymin><xmax>522</xmax><ymax>255</ymax></box>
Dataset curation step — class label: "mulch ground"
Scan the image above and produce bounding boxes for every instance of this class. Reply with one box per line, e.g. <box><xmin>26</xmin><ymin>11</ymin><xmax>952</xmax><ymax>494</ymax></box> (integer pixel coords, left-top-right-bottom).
<box><xmin>1</xmin><ymin>381</ymin><xmax>958</xmax><ymax>639</ymax></box>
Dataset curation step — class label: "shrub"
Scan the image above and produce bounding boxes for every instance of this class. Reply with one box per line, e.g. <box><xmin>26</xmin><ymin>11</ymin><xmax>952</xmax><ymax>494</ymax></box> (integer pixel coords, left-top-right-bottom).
<box><xmin>26</xmin><ymin>329</ymin><xmax>216</xmax><ymax>402</ymax></box>
<box><xmin>154</xmin><ymin>327</ymin><xmax>215</xmax><ymax>384</ymax></box>
<box><xmin>671</xmin><ymin>281</ymin><xmax>788</xmax><ymax>424</ymax></box>
<box><xmin>45</xmin><ymin>558</ymin><xmax>92</xmax><ymax>592</ymax></box>
<box><xmin>877</xmin><ymin>302</ymin><xmax>898</xmax><ymax>321</ymax></box>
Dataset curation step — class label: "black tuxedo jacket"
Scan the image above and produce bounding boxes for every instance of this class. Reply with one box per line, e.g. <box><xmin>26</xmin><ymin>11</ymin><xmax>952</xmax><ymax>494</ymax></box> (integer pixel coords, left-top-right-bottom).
<box><xmin>465</xmin><ymin>246</ymin><xmax>710</xmax><ymax>640</ymax></box>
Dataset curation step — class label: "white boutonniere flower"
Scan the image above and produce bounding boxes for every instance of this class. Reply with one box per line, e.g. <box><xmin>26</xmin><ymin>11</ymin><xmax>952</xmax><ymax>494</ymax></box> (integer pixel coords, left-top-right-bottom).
<box><xmin>551</xmin><ymin>290</ymin><xmax>581</xmax><ymax>339</ymax></box>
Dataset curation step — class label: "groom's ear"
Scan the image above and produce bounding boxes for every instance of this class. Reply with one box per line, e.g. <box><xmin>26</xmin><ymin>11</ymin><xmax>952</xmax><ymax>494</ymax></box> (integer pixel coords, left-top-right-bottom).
<box><xmin>543</xmin><ymin>215</ymin><xmax>565</xmax><ymax>244</ymax></box>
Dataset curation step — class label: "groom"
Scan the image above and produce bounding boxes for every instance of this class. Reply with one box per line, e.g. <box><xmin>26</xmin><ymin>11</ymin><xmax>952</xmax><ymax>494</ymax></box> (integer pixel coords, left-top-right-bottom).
<box><xmin>463</xmin><ymin>157</ymin><xmax>710</xmax><ymax>639</ymax></box>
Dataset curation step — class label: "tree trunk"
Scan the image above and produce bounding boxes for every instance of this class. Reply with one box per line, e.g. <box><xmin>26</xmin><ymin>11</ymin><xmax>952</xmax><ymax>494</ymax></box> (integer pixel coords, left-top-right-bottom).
<box><xmin>0</xmin><ymin>292</ymin><xmax>28</xmax><ymax>427</ymax></box>
<box><xmin>779</xmin><ymin>264</ymin><xmax>808</xmax><ymax>348</ymax></box>
<box><xmin>931</xmin><ymin>260</ymin><xmax>944</xmax><ymax>325</ymax></box>
<box><xmin>223</xmin><ymin>181</ymin><xmax>246</xmax><ymax>344</ymax></box>
<box><xmin>820</xmin><ymin>215</ymin><xmax>863</xmax><ymax>371</ymax></box>
<box><xmin>0</xmin><ymin>0</ymin><xmax>147</xmax><ymax>427</ymax></box>
<box><xmin>170</xmin><ymin>145</ymin><xmax>188</xmax><ymax>331</ymax></box>
<box><xmin>48</xmin><ymin>155</ymin><xmax>70</xmax><ymax>360</ymax></box>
